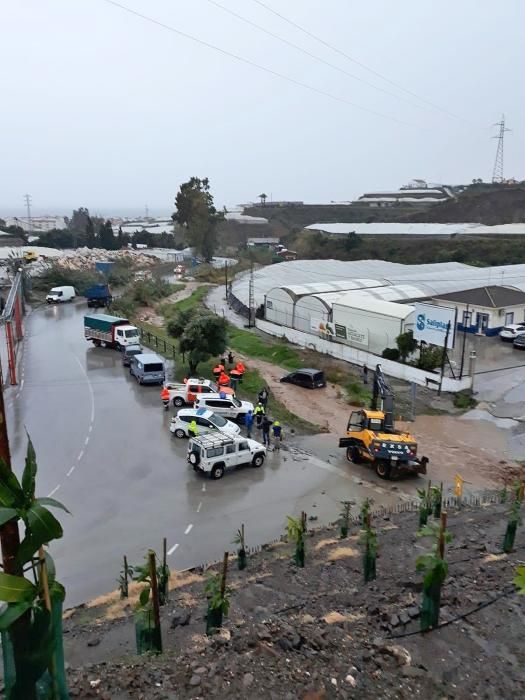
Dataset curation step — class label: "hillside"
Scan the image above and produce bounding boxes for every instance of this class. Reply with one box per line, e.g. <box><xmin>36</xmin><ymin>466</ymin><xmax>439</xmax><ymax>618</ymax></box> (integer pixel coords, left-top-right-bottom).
<box><xmin>64</xmin><ymin>499</ymin><xmax>524</xmax><ymax>699</ymax></box>
<box><xmin>407</xmin><ymin>186</ymin><xmax>525</xmax><ymax>225</ymax></box>
<box><xmin>243</xmin><ymin>204</ymin><xmax>415</xmax><ymax>230</ymax></box>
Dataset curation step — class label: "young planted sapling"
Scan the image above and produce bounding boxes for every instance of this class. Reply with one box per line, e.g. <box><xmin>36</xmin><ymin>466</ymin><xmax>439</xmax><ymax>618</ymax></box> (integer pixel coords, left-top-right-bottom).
<box><xmin>133</xmin><ymin>550</ymin><xmax>162</xmax><ymax>654</ymax></box>
<box><xmin>287</xmin><ymin>513</ymin><xmax>307</xmax><ymax>567</ymax></box>
<box><xmin>359</xmin><ymin>499</ymin><xmax>377</xmax><ymax>582</ymax></box>
<box><xmin>117</xmin><ymin>556</ymin><xmax>133</xmax><ymax>599</ymax></box>
<box><xmin>416</xmin><ymin>514</ymin><xmax>453</xmax><ymax>631</ymax></box>
<box><xmin>232</xmin><ymin>524</ymin><xmax>247</xmax><ymax>570</ymax></box>
<box><xmin>205</xmin><ymin>553</ymin><xmax>230</xmax><ymax>635</ymax></box>
<box><xmin>502</xmin><ymin>481</ymin><xmax>524</xmax><ymax>553</ymax></box>
<box><xmin>339</xmin><ymin>501</ymin><xmax>352</xmax><ymax>539</ymax></box>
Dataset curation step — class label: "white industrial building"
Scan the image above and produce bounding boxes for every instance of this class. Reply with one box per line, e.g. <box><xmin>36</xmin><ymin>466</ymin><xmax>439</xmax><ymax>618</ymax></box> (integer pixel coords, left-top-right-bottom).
<box><xmin>229</xmin><ymin>258</ymin><xmax>525</xmax><ymax>354</ymax></box>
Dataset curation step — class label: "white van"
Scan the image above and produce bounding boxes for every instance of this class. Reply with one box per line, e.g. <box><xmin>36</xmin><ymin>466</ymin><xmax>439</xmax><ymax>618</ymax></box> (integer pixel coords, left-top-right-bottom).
<box><xmin>194</xmin><ymin>394</ymin><xmax>253</xmax><ymax>422</ymax></box>
<box><xmin>46</xmin><ymin>286</ymin><xmax>76</xmax><ymax>304</ymax></box>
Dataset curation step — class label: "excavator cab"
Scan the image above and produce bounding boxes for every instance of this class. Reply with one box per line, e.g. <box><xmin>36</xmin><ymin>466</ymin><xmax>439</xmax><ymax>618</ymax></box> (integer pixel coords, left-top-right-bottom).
<box><xmin>347</xmin><ymin>410</ymin><xmax>385</xmax><ymax>433</ymax></box>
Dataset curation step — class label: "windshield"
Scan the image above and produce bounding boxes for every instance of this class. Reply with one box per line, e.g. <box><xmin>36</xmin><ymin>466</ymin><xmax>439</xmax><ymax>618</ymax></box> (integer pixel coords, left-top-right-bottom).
<box><xmin>127</xmin><ymin>348</ymin><xmax>141</xmax><ymax>356</ymax></box>
<box><xmin>144</xmin><ymin>363</ymin><xmax>164</xmax><ymax>372</ymax></box>
<box><xmin>369</xmin><ymin>418</ymin><xmax>383</xmax><ymax>430</ymax></box>
<box><xmin>232</xmin><ymin>397</ymin><xmax>242</xmax><ymax>407</ymax></box>
<box><xmin>210</xmin><ymin>412</ymin><xmax>227</xmax><ymax>427</ymax></box>
<box><xmin>125</xmin><ymin>329</ymin><xmax>139</xmax><ymax>338</ymax></box>
<box><xmin>210</xmin><ymin>381</ymin><xmax>219</xmax><ymax>392</ymax></box>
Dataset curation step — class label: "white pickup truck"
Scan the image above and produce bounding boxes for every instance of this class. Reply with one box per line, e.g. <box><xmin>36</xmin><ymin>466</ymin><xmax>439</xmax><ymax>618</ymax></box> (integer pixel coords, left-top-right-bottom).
<box><xmin>164</xmin><ymin>378</ymin><xmax>234</xmax><ymax>408</ymax></box>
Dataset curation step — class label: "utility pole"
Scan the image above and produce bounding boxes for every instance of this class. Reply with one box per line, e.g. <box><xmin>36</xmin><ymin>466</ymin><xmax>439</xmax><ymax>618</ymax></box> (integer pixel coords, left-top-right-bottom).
<box><xmin>459</xmin><ymin>304</ymin><xmax>470</xmax><ymax>379</ymax></box>
<box><xmin>224</xmin><ymin>261</ymin><xmax>228</xmax><ymax>301</ymax></box>
<box><xmin>437</xmin><ymin>322</ymin><xmax>451</xmax><ymax>396</ymax></box>
<box><xmin>23</xmin><ymin>193</ymin><xmax>33</xmax><ymax>235</ymax></box>
<box><xmin>248</xmin><ymin>262</ymin><xmax>255</xmax><ymax>327</ymax></box>
<box><xmin>491</xmin><ymin>115</ymin><xmax>511</xmax><ymax>183</ymax></box>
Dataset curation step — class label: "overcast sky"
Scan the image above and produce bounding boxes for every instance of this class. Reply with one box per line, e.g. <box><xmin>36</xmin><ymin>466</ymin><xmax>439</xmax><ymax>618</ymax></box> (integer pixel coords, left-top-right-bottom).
<box><xmin>1</xmin><ymin>0</ymin><xmax>523</xmax><ymax>215</ymax></box>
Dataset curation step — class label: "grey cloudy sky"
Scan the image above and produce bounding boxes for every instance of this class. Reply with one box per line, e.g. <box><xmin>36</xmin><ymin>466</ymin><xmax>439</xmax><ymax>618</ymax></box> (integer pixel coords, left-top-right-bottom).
<box><xmin>1</xmin><ymin>0</ymin><xmax>523</xmax><ymax>215</ymax></box>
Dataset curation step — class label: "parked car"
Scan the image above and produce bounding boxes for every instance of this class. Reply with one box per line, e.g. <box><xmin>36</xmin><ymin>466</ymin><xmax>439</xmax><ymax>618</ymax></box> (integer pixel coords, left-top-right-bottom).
<box><xmin>46</xmin><ymin>285</ymin><xmax>75</xmax><ymax>303</ymax></box>
<box><xmin>170</xmin><ymin>407</ymin><xmax>241</xmax><ymax>439</ymax></box>
<box><xmin>194</xmin><ymin>394</ymin><xmax>253</xmax><ymax>422</ymax></box>
<box><xmin>499</xmin><ymin>324</ymin><xmax>525</xmax><ymax>341</ymax></box>
<box><xmin>122</xmin><ymin>344</ymin><xmax>143</xmax><ymax>366</ymax></box>
<box><xmin>513</xmin><ymin>334</ymin><xmax>525</xmax><ymax>350</ymax></box>
<box><xmin>187</xmin><ymin>433</ymin><xmax>266</xmax><ymax>479</ymax></box>
<box><xmin>129</xmin><ymin>353</ymin><xmax>165</xmax><ymax>385</ymax></box>
<box><xmin>280</xmin><ymin>368</ymin><xmax>326</xmax><ymax>389</ymax></box>
<box><xmin>164</xmin><ymin>378</ymin><xmax>234</xmax><ymax>408</ymax></box>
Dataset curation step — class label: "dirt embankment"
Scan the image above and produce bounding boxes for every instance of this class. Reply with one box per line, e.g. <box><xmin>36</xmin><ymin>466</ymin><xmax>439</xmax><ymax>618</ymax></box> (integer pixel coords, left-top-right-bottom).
<box><xmin>65</xmin><ymin>502</ymin><xmax>524</xmax><ymax>699</ymax></box>
<box><xmin>245</xmin><ymin>356</ymin><xmax>521</xmax><ymax>490</ymax></box>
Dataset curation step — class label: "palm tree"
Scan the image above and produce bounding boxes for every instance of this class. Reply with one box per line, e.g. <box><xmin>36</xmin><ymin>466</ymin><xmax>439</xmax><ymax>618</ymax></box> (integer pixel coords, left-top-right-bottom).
<box><xmin>258</xmin><ymin>193</ymin><xmax>267</xmax><ymax>206</ymax></box>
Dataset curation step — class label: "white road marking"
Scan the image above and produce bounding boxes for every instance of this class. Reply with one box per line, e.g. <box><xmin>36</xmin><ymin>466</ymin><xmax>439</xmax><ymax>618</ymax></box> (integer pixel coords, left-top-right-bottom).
<box><xmin>74</xmin><ymin>354</ymin><xmax>96</xmax><ymax>423</ymax></box>
<box><xmin>167</xmin><ymin>543</ymin><xmax>179</xmax><ymax>556</ymax></box>
<box><xmin>196</xmin><ymin>501</ymin><xmax>202</xmax><ymax>513</ymax></box>
<box><xmin>48</xmin><ymin>484</ymin><xmax>60</xmax><ymax>497</ymax></box>
<box><xmin>201</xmin><ymin>483</ymin><xmax>206</xmax><ymax>492</ymax></box>
<box><xmin>67</xmin><ymin>466</ymin><xmax>76</xmax><ymax>477</ymax></box>
<box><xmin>184</xmin><ymin>524</ymin><xmax>193</xmax><ymax>535</ymax></box>
<box><xmin>77</xmin><ymin>450</ymin><xmax>84</xmax><ymax>461</ymax></box>
<box><xmin>84</xmin><ymin>436</ymin><xmax>89</xmax><ymax>446</ymax></box>
<box><xmin>15</xmin><ymin>392</ymin><xmax>20</xmax><ymax>399</ymax></box>
<box><xmin>89</xmin><ymin>425</ymin><xmax>93</xmax><ymax>433</ymax></box>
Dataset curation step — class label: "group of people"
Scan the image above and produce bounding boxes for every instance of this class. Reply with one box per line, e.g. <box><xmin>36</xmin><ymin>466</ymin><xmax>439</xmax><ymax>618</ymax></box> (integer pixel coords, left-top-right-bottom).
<box><xmin>244</xmin><ymin>386</ymin><xmax>283</xmax><ymax>449</ymax></box>
<box><xmin>212</xmin><ymin>352</ymin><xmax>246</xmax><ymax>390</ymax></box>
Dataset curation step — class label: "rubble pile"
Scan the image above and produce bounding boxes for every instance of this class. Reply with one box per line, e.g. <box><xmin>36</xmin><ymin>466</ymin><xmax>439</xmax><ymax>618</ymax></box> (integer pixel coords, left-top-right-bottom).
<box><xmin>64</xmin><ymin>503</ymin><xmax>524</xmax><ymax>699</ymax></box>
<box><xmin>55</xmin><ymin>248</ymin><xmax>159</xmax><ymax>271</ymax></box>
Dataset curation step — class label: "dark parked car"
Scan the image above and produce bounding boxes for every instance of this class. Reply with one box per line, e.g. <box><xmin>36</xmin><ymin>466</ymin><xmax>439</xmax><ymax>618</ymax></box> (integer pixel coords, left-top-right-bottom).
<box><xmin>513</xmin><ymin>334</ymin><xmax>525</xmax><ymax>350</ymax></box>
<box><xmin>122</xmin><ymin>344</ymin><xmax>143</xmax><ymax>366</ymax></box>
<box><xmin>280</xmin><ymin>368</ymin><xmax>326</xmax><ymax>389</ymax></box>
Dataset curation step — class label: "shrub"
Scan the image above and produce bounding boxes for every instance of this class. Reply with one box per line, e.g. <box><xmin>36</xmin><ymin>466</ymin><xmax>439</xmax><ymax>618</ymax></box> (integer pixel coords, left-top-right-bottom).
<box><xmin>381</xmin><ymin>347</ymin><xmax>400</xmax><ymax>361</ymax></box>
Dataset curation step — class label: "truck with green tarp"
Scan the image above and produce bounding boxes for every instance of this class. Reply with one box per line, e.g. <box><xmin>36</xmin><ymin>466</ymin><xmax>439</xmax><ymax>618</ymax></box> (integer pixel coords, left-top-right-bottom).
<box><xmin>84</xmin><ymin>313</ymin><xmax>140</xmax><ymax>349</ymax></box>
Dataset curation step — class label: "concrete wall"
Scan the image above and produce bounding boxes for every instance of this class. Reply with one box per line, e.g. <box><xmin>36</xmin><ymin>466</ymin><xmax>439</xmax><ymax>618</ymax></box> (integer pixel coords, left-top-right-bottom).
<box><xmin>256</xmin><ymin>318</ymin><xmax>472</xmax><ymax>393</ymax></box>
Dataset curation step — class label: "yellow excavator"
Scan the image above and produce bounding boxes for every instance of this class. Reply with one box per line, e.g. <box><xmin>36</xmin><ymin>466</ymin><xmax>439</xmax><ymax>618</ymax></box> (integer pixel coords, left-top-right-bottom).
<box><xmin>339</xmin><ymin>364</ymin><xmax>428</xmax><ymax>479</ymax></box>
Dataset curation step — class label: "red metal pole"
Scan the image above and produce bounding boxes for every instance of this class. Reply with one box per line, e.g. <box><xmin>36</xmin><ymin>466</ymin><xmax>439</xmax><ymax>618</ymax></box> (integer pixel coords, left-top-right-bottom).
<box><xmin>6</xmin><ymin>321</ymin><xmax>17</xmax><ymax>386</ymax></box>
<box><xmin>14</xmin><ymin>293</ymin><xmax>23</xmax><ymax>341</ymax></box>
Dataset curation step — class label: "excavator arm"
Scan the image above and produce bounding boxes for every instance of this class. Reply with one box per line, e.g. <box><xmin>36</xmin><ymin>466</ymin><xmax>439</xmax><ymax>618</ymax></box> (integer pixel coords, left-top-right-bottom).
<box><xmin>371</xmin><ymin>364</ymin><xmax>395</xmax><ymax>431</ymax></box>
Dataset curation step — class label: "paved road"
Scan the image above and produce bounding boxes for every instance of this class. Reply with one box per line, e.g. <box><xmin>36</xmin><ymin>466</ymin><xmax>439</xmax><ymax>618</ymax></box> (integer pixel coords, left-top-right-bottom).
<box><xmin>5</xmin><ymin>302</ymin><xmax>415</xmax><ymax>608</ymax></box>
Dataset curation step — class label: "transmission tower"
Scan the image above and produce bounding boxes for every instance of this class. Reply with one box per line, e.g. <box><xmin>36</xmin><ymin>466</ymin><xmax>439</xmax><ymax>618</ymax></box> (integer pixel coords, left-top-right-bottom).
<box><xmin>23</xmin><ymin>193</ymin><xmax>33</xmax><ymax>234</ymax></box>
<box><xmin>491</xmin><ymin>115</ymin><xmax>510</xmax><ymax>183</ymax></box>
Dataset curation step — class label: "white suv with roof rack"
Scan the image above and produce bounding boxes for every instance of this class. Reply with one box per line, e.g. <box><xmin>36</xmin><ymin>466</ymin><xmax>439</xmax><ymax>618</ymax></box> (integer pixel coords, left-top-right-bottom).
<box><xmin>187</xmin><ymin>434</ymin><xmax>266</xmax><ymax>479</ymax></box>
<box><xmin>194</xmin><ymin>393</ymin><xmax>254</xmax><ymax>422</ymax></box>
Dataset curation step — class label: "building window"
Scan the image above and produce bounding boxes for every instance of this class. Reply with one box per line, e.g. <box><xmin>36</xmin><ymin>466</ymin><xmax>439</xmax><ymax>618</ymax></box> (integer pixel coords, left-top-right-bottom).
<box><xmin>266</xmin><ymin>300</ymin><xmax>273</xmax><ymax>309</ymax></box>
<box><xmin>505</xmin><ymin>311</ymin><xmax>514</xmax><ymax>325</ymax></box>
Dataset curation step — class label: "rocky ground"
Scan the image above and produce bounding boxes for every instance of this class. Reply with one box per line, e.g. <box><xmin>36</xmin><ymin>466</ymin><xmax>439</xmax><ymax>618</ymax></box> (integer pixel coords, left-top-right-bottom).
<box><xmin>65</xmin><ymin>501</ymin><xmax>524</xmax><ymax>699</ymax></box>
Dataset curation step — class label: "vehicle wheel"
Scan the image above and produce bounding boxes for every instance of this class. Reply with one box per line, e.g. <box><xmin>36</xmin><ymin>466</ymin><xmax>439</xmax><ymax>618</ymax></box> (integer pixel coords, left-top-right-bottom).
<box><xmin>189</xmin><ymin>451</ymin><xmax>200</xmax><ymax>466</ymax></box>
<box><xmin>211</xmin><ymin>465</ymin><xmax>225</xmax><ymax>479</ymax></box>
<box><xmin>347</xmin><ymin>446</ymin><xmax>362</xmax><ymax>464</ymax></box>
<box><xmin>174</xmin><ymin>428</ymin><xmax>186</xmax><ymax>439</ymax></box>
<box><xmin>375</xmin><ymin>460</ymin><xmax>391</xmax><ymax>480</ymax></box>
<box><xmin>252</xmin><ymin>453</ymin><xmax>265</xmax><ymax>467</ymax></box>
<box><xmin>173</xmin><ymin>397</ymin><xmax>184</xmax><ymax>407</ymax></box>
<box><xmin>93</xmin><ymin>339</ymin><xmax>101</xmax><ymax>347</ymax></box>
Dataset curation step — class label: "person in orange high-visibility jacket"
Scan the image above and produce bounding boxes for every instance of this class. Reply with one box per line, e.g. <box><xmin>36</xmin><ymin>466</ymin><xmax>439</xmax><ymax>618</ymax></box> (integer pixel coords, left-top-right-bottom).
<box><xmin>212</xmin><ymin>363</ymin><xmax>225</xmax><ymax>379</ymax></box>
<box><xmin>161</xmin><ymin>386</ymin><xmax>170</xmax><ymax>410</ymax></box>
<box><xmin>218</xmin><ymin>371</ymin><xmax>230</xmax><ymax>387</ymax></box>
<box><xmin>235</xmin><ymin>361</ymin><xmax>245</xmax><ymax>376</ymax></box>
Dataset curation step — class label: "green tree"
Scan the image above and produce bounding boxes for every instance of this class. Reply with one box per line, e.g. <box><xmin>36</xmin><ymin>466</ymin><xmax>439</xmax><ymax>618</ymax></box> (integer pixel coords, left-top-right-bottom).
<box><xmin>396</xmin><ymin>330</ymin><xmax>418</xmax><ymax>362</ymax></box>
<box><xmin>417</xmin><ymin>344</ymin><xmax>444</xmax><ymax>371</ymax></box>
<box><xmin>167</xmin><ymin>308</ymin><xmax>227</xmax><ymax>375</ymax></box>
<box><xmin>68</xmin><ymin>207</ymin><xmax>90</xmax><ymax>233</ymax></box>
<box><xmin>258</xmin><ymin>193</ymin><xmax>267</xmax><ymax>206</ymax></box>
<box><xmin>98</xmin><ymin>220</ymin><xmax>115</xmax><ymax>250</ymax></box>
<box><xmin>86</xmin><ymin>216</ymin><xmax>95</xmax><ymax>249</ymax></box>
<box><xmin>172</xmin><ymin>177</ymin><xmax>223</xmax><ymax>261</ymax></box>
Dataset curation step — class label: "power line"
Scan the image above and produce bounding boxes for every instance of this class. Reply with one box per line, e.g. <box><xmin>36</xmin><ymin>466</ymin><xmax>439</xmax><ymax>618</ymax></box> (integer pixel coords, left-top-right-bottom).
<box><xmin>203</xmin><ymin>0</ymin><xmax>437</xmax><ymax>115</ymax></box>
<box><xmin>250</xmin><ymin>0</ymin><xmax>471</xmax><ymax>124</ymax></box>
<box><xmin>100</xmin><ymin>0</ymin><xmax>417</xmax><ymax>128</ymax></box>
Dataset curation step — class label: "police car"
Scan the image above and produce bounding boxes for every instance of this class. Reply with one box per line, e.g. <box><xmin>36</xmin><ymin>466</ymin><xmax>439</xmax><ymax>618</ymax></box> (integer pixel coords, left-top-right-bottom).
<box><xmin>169</xmin><ymin>407</ymin><xmax>241</xmax><ymax>439</ymax></box>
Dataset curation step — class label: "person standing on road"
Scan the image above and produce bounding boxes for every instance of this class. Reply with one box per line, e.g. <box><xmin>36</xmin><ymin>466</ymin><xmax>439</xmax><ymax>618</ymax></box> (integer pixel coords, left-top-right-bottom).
<box><xmin>161</xmin><ymin>386</ymin><xmax>170</xmax><ymax>410</ymax></box>
<box><xmin>272</xmin><ymin>420</ymin><xmax>282</xmax><ymax>450</ymax></box>
<box><xmin>188</xmin><ymin>419</ymin><xmax>198</xmax><ymax>439</ymax></box>
<box><xmin>362</xmin><ymin>364</ymin><xmax>368</xmax><ymax>385</ymax></box>
<box><xmin>245</xmin><ymin>409</ymin><xmax>254</xmax><ymax>438</ymax></box>
<box><xmin>228</xmin><ymin>350</ymin><xmax>234</xmax><ymax>365</ymax></box>
<box><xmin>261</xmin><ymin>415</ymin><xmax>272</xmax><ymax>447</ymax></box>
<box><xmin>258</xmin><ymin>386</ymin><xmax>269</xmax><ymax>409</ymax></box>
<box><xmin>254</xmin><ymin>401</ymin><xmax>265</xmax><ymax>427</ymax></box>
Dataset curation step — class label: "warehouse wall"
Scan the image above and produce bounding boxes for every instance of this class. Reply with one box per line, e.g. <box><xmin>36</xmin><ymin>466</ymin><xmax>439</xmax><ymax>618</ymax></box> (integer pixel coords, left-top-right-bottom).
<box><xmin>256</xmin><ymin>319</ymin><xmax>472</xmax><ymax>393</ymax></box>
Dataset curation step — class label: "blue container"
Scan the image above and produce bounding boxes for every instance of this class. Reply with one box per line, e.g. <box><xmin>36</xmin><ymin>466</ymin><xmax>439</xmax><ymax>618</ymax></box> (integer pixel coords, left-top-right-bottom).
<box><xmin>95</xmin><ymin>261</ymin><xmax>115</xmax><ymax>275</ymax></box>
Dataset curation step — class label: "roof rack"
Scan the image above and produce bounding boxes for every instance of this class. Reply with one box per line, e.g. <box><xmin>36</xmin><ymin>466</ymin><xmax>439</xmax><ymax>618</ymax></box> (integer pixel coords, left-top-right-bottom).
<box><xmin>190</xmin><ymin>433</ymin><xmax>235</xmax><ymax>448</ymax></box>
